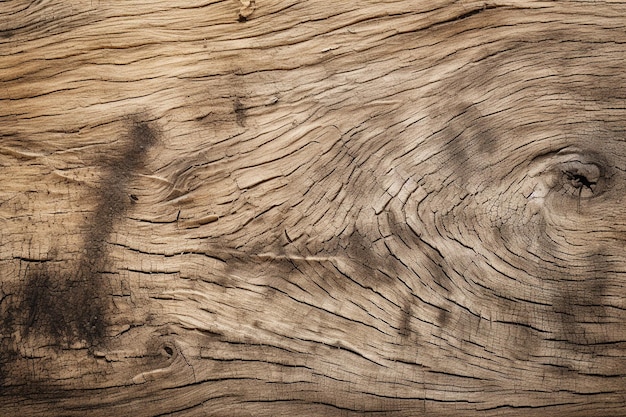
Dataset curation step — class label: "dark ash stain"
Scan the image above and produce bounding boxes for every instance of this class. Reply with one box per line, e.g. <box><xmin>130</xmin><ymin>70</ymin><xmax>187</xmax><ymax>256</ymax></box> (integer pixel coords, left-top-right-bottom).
<box><xmin>20</xmin><ymin>263</ymin><xmax>105</xmax><ymax>348</ymax></box>
<box><xmin>80</xmin><ymin>119</ymin><xmax>158</xmax><ymax>344</ymax></box>
<box><xmin>399</xmin><ymin>300</ymin><xmax>412</xmax><ymax>338</ymax></box>
<box><xmin>89</xmin><ymin>119</ymin><xmax>157</xmax><ymax>255</ymax></box>
<box><xmin>437</xmin><ymin>307</ymin><xmax>450</xmax><ymax>327</ymax></box>
<box><xmin>549</xmin><ymin>247</ymin><xmax>613</xmax><ymax>354</ymax></box>
<box><xmin>438</xmin><ymin>103</ymin><xmax>500</xmax><ymax>190</ymax></box>
<box><xmin>553</xmin><ymin>281</ymin><xmax>606</xmax><ymax>347</ymax></box>
<box><xmin>233</xmin><ymin>98</ymin><xmax>246</xmax><ymax>127</ymax></box>
<box><xmin>335</xmin><ymin>228</ymin><xmax>399</xmax><ymax>297</ymax></box>
<box><xmin>2</xmin><ymin>119</ymin><xmax>159</xmax><ymax>366</ymax></box>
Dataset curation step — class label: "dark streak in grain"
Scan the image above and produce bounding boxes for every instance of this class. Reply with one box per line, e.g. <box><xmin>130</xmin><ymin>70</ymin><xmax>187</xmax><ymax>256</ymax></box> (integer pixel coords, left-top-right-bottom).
<box><xmin>1</xmin><ymin>118</ymin><xmax>159</xmax><ymax>376</ymax></box>
<box><xmin>234</xmin><ymin>98</ymin><xmax>246</xmax><ymax>127</ymax></box>
<box><xmin>422</xmin><ymin>4</ymin><xmax>501</xmax><ymax>32</ymax></box>
<box><xmin>453</xmin><ymin>4</ymin><xmax>498</xmax><ymax>23</ymax></box>
<box><xmin>399</xmin><ymin>300</ymin><xmax>412</xmax><ymax>338</ymax></box>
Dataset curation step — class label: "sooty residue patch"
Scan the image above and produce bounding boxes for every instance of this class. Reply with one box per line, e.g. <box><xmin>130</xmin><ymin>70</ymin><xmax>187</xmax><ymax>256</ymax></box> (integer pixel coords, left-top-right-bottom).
<box><xmin>80</xmin><ymin>119</ymin><xmax>157</xmax><ymax>343</ymax></box>
<box><xmin>233</xmin><ymin>98</ymin><xmax>246</xmax><ymax>127</ymax></box>
<box><xmin>20</xmin><ymin>264</ymin><xmax>105</xmax><ymax>347</ymax></box>
<box><xmin>399</xmin><ymin>300</ymin><xmax>413</xmax><ymax>338</ymax></box>
<box><xmin>89</xmin><ymin>119</ymin><xmax>157</xmax><ymax>254</ymax></box>
<box><xmin>6</xmin><ymin>119</ymin><xmax>159</xmax><ymax>354</ymax></box>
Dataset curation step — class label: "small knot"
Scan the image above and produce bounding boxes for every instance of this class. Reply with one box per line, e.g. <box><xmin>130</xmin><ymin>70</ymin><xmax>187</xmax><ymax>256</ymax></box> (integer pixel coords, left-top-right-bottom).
<box><xmin>238</xmin><ymin>0</ymin><xmax>255</xmax><ymax>22</ymax></box>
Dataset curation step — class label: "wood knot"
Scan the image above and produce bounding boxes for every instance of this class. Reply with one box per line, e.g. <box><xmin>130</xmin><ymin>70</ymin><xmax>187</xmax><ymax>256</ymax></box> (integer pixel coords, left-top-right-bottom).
<box><xmin>529</xmin><ymin>147</ymin><xmax>610</xmax><ymax>211</ymax></box>
<box><xmin>559</xmin><ymin>160</ymin><xmax>602</xmax><ymax>199</ymax></box>
<box><xmin>238</xmin><ymin>0</ymin><xmax>255</xmax><ymax>22</ymax></box>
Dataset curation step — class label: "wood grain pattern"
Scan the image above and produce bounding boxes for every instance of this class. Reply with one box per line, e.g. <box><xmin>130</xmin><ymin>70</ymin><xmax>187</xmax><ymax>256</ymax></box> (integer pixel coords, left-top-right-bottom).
<box><xmin>2</xmin><ymin>0</ymin><xmax>626</xmax><ymax>415</ymax></box>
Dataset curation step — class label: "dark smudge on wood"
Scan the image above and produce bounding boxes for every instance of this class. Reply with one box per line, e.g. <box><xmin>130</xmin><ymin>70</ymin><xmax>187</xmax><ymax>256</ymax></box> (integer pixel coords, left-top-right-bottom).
<box><xmin>234</xmin><ymin>98</ymin><xmax>246</xmax><ymax>127</ymax></box>
<box><xmin>0</xmin><ymin>118</ymin><xmax>159</xmax><ymax>383</ymax></box>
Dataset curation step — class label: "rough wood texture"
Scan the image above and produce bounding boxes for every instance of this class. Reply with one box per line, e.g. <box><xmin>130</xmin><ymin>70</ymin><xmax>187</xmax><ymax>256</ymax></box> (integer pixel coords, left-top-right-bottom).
<box><xmin>2</xmin><ymin>1</ymin><xmax>626</xmax><ymax>415</ymax></box>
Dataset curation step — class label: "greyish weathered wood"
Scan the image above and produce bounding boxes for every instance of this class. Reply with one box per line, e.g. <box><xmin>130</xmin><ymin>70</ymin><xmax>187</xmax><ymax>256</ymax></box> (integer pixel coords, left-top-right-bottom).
<box><xmin>1</xmin><ymin>0</ymin><xmax>626</xmax><ymax>415</ymax></box>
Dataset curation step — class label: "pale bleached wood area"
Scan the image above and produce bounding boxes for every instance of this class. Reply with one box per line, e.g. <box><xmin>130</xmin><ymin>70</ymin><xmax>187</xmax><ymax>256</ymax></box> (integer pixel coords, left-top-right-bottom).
<box><xmin>2</xmin><ymin>0</ymin><xmax>626</xmax><ymax>415</ymax></box>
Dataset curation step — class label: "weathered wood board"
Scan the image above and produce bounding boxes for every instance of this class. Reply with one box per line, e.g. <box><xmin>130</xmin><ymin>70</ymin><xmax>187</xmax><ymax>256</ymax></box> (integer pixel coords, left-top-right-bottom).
<box><xmin>1</xmin><ymin>0</ymin><xmax>626</xmax><ymax>415</ymax></box>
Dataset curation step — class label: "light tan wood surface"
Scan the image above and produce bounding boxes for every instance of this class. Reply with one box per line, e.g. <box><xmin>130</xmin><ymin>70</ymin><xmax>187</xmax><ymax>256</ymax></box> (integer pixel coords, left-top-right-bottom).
<box><xmin>2</xmin><ymin>1</ymin><xmax>626</xmax><ymax>415</ymax></box>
